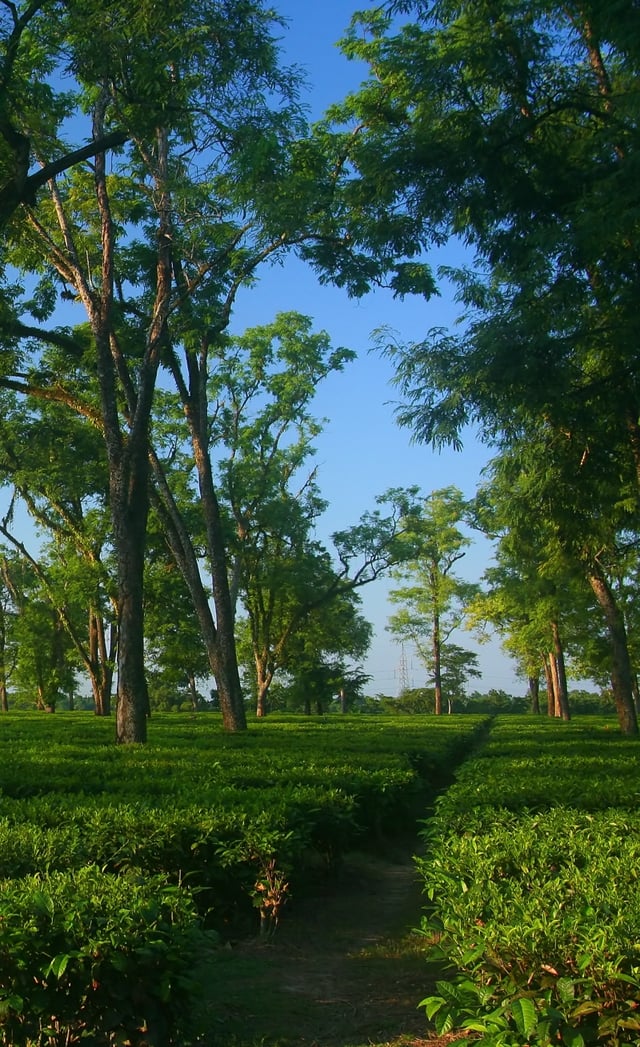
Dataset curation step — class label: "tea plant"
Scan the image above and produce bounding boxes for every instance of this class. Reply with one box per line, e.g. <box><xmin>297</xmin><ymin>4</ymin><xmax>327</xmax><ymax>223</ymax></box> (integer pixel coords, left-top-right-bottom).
<box><xmin>0</xmin><ymin>866</ymin><xmax>215</xmax><ymax>1046</ymax></box>
<box><xmin>0</xmin><ymin>711</ymin><xmax>487</xmax><ymax>1043</ymax></box>
<box><xmin>416</xmin><ymin>716</ymin><xmax>640</xmax><ymax>1046</ymax></box>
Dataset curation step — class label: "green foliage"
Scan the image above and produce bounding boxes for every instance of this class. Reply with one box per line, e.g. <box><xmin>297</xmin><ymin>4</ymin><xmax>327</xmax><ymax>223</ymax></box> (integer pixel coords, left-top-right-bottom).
<box><xmin>0</xmin><ymin>866</ymin><xmax>214</xmax><ymax>1046</ymax></box>
<box><xmin>332</xmin><ymin>1</ymin><xmax>640</xmax><ymax>732</ymax></box>
<box><xmin>416</xmin><ymin>716</ymin><xmax>640</xmax><ymax>1045</ymax></box>
<box><xmin>463</xmin><ymin>689</ymin><xmax>528</xmax><ymax>714</ymax></box>
<box><xmin>0</xmin><ymin>713</ymin><xmax>487</xmax><ymax>1041</ymax></box>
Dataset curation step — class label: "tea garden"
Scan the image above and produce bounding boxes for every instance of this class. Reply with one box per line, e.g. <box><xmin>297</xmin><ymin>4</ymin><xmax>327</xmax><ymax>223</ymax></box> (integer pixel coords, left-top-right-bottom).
<box><xmin>0</xmin><ymin>712</ymin><xmax>638</xmax><ymax>1046</ymax></box>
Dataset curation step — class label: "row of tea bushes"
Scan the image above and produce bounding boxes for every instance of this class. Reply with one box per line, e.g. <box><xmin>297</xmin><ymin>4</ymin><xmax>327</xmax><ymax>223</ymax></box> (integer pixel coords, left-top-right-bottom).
<box><xmin>0</xmin><ymin>867</ymin><xmax>213</xmax><ymax>1047</ymax></box>
<box><xmin>418</xmin><ymin>716</ymin><xmax>640</xmax><ymax>1046</ymax></box>
<box><xmin>0</xmin><ymin>712</ymin><xmax>487</xmax><ymax>1045</ymax></box>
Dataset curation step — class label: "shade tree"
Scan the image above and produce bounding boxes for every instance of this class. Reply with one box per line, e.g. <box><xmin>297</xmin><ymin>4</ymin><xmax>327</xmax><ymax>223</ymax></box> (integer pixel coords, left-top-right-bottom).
<box><xmin>264</xmin><ymin>587</ymin><xmax>373</xmax><ymax>716</ymax></box>
<box><xmin>0</xmin><ymin>0</ymin><xmax>320</xmax><ymax>738</ymax></box>
<box><xmin>316</xmin><ymin>2</ymin><xmax>640</xmax><ymax>730</ymax></box>
<box><xmin>474</xmin><ymin>426</ymin><xmax>640</xmax><ymax>731</ymax></box>
<box><xmin>0</xmin><ymin>387</ymin><xmax>118</xmax><ymax>714</ymax></box>
<box><xmin>386</xmin><ymin>487</ymin><xmax>479</xmax><ymax>715</ymax></box>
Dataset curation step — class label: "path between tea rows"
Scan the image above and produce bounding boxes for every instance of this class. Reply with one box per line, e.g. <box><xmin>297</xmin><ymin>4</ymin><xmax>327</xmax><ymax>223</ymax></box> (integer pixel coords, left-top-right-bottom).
<box><xmin>205</xmin><ymin>840</ymin><xmax>458</xmax><ymax>1047</ymax></box>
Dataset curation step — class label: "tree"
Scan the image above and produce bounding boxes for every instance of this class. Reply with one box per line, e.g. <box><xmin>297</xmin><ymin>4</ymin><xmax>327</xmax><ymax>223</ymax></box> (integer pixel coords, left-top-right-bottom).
<box><xmin>143</xmin><ymin>518</ymin><xmax>211</xmax><ymax>712</ymax></box>
<box><xmin>0</xmin><ymin>552</ymin><xmax>78</xmax><ymax>710</ymax></box>
<box><xmin>323</xmin><ymin>1</ymin><xmax>640</xmax><ymax>733</ymax></box>
<box><xmin>157</xmin><ymin>312</ymin><xmax>355</xmax><ymax>719</ymax></box>
<box><xmin>0</xmin><ymin>0</ymin><xmax>128</xmax><ymax>229</ymax></box>
<box><xmin>333</xmin><ymin>0</ymin><xmax>639</xmax><ymax>453</ymax></box>
<box><xmin>0</xmin><ymin>551</ymin><xmax>19</xmax><ymax>710</ymax></box>
<box><xmin>280</xmin><ymin>588</ymin><xmax>372</xmax><ymax>716</ymax></box>
<box><xmin>387</xmin><ymin>487</ymin><xmax>478</xmax><ymax>714</ymax></box>
<box><xmin>0</xmin><ymin>389</ymin><xmax>117</xmax><ymax>714</ymax></box>
<box><xmin>487</xmin><ymin>428</ymin><xmax>638</xmax><ymax>730</ymax></box>
<box><xmin>1</xmin><ymin>0</ymin><xmax>314</xmax><ymax>739</ymax></box>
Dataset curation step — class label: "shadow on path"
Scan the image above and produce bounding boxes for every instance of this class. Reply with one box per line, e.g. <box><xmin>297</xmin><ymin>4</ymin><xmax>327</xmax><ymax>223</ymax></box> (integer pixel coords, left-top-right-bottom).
<box><xmin>204</xmin><ymin>845</ymin><xmax>451</xmax><ymax>1047</ymax></box>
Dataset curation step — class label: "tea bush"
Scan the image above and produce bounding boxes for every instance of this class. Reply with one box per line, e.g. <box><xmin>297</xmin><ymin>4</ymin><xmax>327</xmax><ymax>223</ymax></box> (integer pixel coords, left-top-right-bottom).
<box><xmin>418</xmin><ymin>716</ymin><xmax>640</xmax><ymax>1046</ymax></box>
<box><xmin>0</xmin><ymin>711</ymin><xmax>487</xmax><ymax>1043</ymax></box>
<box><xmin>0</xmin><ymin>866</ymin><xmax>215</xmax><ymax>1046</ymax></box>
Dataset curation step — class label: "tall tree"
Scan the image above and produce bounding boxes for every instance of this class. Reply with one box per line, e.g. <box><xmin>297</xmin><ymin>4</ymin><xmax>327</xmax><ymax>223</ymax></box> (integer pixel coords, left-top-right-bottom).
<box><xmin>324</xmin><ymin>0</ymin><xmax>640</xmax><ymax>732</ymax></box>
<box><xmin>387</xmin><ymin>487</ymin><xmax>478</xmax><ymax>715</ymax></box>
<box><xmin>150</xmin><ymin>312</ymin><xmax>354</xmax><ymax>721</ymax></box>
<box><xmin>475</xmin><ymin>430</ymin><xmax>639</xmax><ymax>731</ymax></box>
<box><xmin>0</xmin><ymin>0</ymin><xmax>311</xmax><ymax>738</ymax></box>
<box><xmin>0</xmin><ymin>389</ymin><xmax>117</xmax><ymax>714</ymax></box>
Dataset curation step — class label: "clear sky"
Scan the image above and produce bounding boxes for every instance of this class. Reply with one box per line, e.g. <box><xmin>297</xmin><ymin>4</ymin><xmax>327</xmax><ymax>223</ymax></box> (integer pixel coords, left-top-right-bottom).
<box><xmin>224</xmin><ymin>0</ymin><xmax>524</xmax><ymax>697</ymax></box>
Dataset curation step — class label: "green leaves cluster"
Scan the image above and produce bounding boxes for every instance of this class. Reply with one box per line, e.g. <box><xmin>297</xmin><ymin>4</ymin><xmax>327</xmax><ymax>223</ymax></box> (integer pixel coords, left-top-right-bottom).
<box><xmin>417</xmin><ymin>716</ymin><xmax>640</xmax><ymax>1045</ymax></box>
<box><xmin>0</xmin><ymin>866</ymin><xmax>214</xmax><ymax>1047</ymax></box>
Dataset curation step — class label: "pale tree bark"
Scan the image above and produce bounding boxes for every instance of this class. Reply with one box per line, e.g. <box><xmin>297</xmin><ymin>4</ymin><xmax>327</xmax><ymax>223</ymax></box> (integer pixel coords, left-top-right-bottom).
<box><xmin>550</xmin><ymin>620</ymin><xmax>570</xmax><ymax>721</ymax></box>
<box><xmin>88</xmin><ymin>609</ymin><xmax>115</xmax><ymax>716</ymax></box>
<box><xmin>187</xmin><ymin>671</ymin><xmax>198</xmax><ymax>712</ymax></box>
<box><xmin>256</xmin><ymin>668</ymin><xmax>271</xmax><ymax>719</ymax></box>
<box><xmin>528</xmin><ymin>675</ymin><xmax>540</xmax><ymax>714</ymax></box>
<box><xmin>432</xmin><ymin>609</ymin><xmax>443</xmax><ymax>716</ymax></box>
<box><xmin>543</xmin><ymin>655</ymin><xmax>556</xmax><ymax>716</ymax></box>
<box><xmin>549</xmin><ymin>654</ymin><xmax>561</xmax><ymax>717</ymax></box>
<box><xmin>587</xmin><ymin>563</ymin><xmax>638</xmax><ymax>736</ymax></box>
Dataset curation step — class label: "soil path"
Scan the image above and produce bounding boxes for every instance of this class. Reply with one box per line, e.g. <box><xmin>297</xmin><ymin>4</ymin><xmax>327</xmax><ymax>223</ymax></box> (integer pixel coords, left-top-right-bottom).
<box><xmin>206</xmin><ymin>841</ymin><xmax>452</xmax><ymax>1047</ymax></box>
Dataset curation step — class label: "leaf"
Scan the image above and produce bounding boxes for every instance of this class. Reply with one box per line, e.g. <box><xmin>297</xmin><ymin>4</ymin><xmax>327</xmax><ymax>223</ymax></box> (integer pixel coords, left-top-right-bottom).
<box><xmin>510</xmin><ymin>996</ymin><xmax>538</xmax><ymax>1037</ymax></box>
<box><xmin>556</xmin><ymin>977</ymin><xmax>576</xmax><ymax>1005</ymax></box>
<box><xmin>420</xmin><ymin>995</ymin><xmax>446</xmax><ymax>1020</ymax></box>
<box><xmin>0</xmin><ymin>995</ymin><xmax>25</xmax><ymax>1017</ymax></box>
<box><xmin>562</xmin><ymin>1027</ymin><xmax>585</xmax><ymax>1047</ymax></box>
<box><xmin>45</xmin><ymin>953</ymin><xmax>72</xmax><ymax>979</ymax></box>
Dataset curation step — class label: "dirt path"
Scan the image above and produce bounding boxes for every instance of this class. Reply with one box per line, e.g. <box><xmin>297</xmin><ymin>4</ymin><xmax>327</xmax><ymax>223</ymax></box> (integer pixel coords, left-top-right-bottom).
<box><xmin>205</xmin><ymin>842</ymin><xmax>453</xmax><ymax>1047</ymax></box>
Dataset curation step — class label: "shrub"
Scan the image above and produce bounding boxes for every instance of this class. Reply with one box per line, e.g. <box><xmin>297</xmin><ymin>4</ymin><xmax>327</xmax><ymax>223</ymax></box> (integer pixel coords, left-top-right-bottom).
<box><xmin>0</xmin><ymin>866</ymin><xmax>216</xmax><ymax>1046</ymax></box>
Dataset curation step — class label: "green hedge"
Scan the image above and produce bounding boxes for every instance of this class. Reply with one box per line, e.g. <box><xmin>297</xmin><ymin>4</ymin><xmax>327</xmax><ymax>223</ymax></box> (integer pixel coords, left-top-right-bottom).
<box><xmin>0</xmin><ymin>867</ymin><xmax>215</xmax><ymax>1047</ymax></box>
<box><xmin>0</xmin><ymin>711</ymin><xmax>487</xmax><ymax>1044</ymax></box>
<box><xmin>418</xmin><ymin>716</ymin><xmax>640</xmax><ymax>1046</ymax></box>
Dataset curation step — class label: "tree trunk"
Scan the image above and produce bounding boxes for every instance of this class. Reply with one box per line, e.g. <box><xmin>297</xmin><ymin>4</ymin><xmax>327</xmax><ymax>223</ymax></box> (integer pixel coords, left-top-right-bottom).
<box><xmin>149</xmin><ymin>475</ymin><xmax>246</xmax><ymax>729</ymax></box>
<box><xmin>550</xmin><ymin>620</ymin><xmax>570</xmax><ymax>721</ymax></box>
<box><xmin>528</xmin><ymin>675</ymin><xmax>540</xmax><ymax>714</ymax></box>
<box><xmin>113</xmin><ymin>458</ymin><xmax>150</xmax><ymax>744</ymax></box>
<box><xmin>187</xmin><ymin>671</ymin><xmax>198</xmax><ymax>712</ymax></box>
<box><xmin>89</xmin><ymin>608</ymin><xmax>114</xmax><ymax>716</ymax></box>
<box><xmin>185</xmin><ymin>407</ymin><xmax>247</xmax><ymax>730</ymax></box>
<box><xmin>587</xmin><ymin>565</ymin><xmax>638</xmax><ymax>736</ymax></box>
<box><xmin>549</xmin><ymin>654</ymin><xmax>562</xmax><ymax>718</ymax></box>
<box><xmin>148</xmin><ymin>400</ymin><xmax>246</xmax><ymax>732</ymax></box>
<box><xmin>0</xmin><ymin>605</ymin><xmax>7</xmax><ymax>712</ymax></box>
<box><xmin>433</xmin><ymin>611</ymin><xmax>443</xmax><ymax>715</ymax></box>
<box><xmin>543</xmin><ymin>656</ymin><xmax>555</xmax><ymax>716</ymax></box>
<box><xmin>256</xmin><ymin>682</ymin><xmax>269</xmax><ymax>718</ymax></box>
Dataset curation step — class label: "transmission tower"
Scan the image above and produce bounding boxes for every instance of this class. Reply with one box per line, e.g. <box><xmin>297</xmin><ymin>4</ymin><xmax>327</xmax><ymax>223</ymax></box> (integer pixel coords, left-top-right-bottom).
<box><xmin>397</xmin><ymin>644</ymin><xmax>409</xmax><ymax>694</ymax></box>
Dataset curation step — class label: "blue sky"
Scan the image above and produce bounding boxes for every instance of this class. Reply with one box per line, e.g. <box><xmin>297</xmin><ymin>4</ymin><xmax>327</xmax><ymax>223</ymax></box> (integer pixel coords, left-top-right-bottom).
<box><xmin>224</xmin><ymin>0</ymin><xmax>524</xmax><ymax>697</ymax></box>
